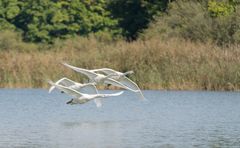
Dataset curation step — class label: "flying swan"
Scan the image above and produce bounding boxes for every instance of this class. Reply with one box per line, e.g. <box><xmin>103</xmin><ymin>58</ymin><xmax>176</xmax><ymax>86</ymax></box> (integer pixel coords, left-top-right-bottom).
<box><xmin>62</xmin><ymin>62</ymin><xmax>140</xmax><ymax>93</ymax></box>
<box><xmin>91</xmin><ymin>68</ymin><xmax>145</xmax><ymax>100</ymax></box>
<box><xmin>48</xmin><ymin>80</ymin><xmax>123</xmax><ymax>107</ymax></box>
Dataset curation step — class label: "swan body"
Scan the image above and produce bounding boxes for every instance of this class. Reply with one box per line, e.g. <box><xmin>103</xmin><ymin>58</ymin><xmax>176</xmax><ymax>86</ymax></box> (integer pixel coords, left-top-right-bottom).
<box><xmin>48</xmin><ymin>80</ymin><xmax>124</xmax><ymax>107</ymax></box>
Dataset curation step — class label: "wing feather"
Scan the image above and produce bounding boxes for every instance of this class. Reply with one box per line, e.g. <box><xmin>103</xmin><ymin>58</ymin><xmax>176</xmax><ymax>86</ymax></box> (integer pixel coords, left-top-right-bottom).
<box><xmin>118</xmin><ymin>77</ymin><xmax>139</xmax><ymax>91</ymax></box>
<box><xmin>104</xmin><ymin>78</ymin><xmax>138</xmax><ymax>92</ymax></box>
<box><xmin>49</xmin><ymin>77</ymin><xmax>76</xmax><ymax>93</ymax></box>
<box><xmin>48</xmin><ymin>81</ymin><xmax>83</xmax><ymax>98</ymax></box>
<box><xmin>77</xmin><ymin>84</ymin><xmax>98</xmax><ymax>94</ymax></box>
<box><xmin>91</xmin><ymin>68</ymin><xmax>117</xmax><ymax>75</ymax></box>
<box><xmin>58</xmin><ymin>78</ymin><xmax>76</xmax><ymax>86</ymax></box>
<box><xmin>118</xmin><ymin>77</ymin><xmax>145</xmax><ymax>100</ymax></box>
<box><xmin>62</xmin><ymin>63</ymin><xmax>98</xmax><ymax>80</ymax></box>
<box><xmin>102</xmin><ymin>91</ymin><xmax>124</xmax><ymax>97</ymax></box>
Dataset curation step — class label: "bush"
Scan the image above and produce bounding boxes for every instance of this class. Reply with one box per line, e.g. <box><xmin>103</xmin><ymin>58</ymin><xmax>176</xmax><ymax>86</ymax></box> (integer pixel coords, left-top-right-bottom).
<box><xmin>208</xmin><ymin>0</ymin><xmax>235</xmax><ymax>17</ymax></box>
<box><xmin>0</xmin><ymin>30</ymin><xmax>38</xmax><ymax>52</ymax></box>
<box><xmin>141</xmin><ymin>0</ymin><xmax>240</xmax><ymax>45</ymax></box>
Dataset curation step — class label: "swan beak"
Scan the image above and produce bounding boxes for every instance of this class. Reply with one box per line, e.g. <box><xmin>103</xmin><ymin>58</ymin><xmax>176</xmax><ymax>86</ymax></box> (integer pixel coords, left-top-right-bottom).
<box><xmin>66</xmin><ymin>99</ymin><xmax>73</xmax><ymax>105</ymax></box>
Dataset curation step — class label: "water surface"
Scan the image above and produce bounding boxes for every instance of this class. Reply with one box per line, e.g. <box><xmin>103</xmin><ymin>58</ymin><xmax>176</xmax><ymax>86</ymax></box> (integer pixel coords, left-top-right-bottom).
<box><xmin>0</xmin><ymin>89</ymin><xmax>240</xmax><ymax>147</ymax></box>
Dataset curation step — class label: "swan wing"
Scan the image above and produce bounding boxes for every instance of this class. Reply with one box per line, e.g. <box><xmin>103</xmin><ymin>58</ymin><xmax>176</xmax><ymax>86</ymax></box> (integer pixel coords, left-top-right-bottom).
<box><xmin>91</xmin><ymin>68</ymin><xmax>117</xmax><ymax>75</ymax></box>
<box><xmin>106</xmin><ymin>91</ymin><xmax>124</xmax><ymax>97</ymax></box>
<box><xmin>48</xmin><ymin>80</ymin><xmax>83</xmax><ymax>98</ymax></box>
<box><xmin>93</xmin><ymin>91</ymin><xmax>123</xmax><ymax>107</ymax></box>
<box><xmin>99</xmin><ymin>91</ymin><xmax>124</xmax><ymax>97</ymax></box>
<box><xmin>48</xmin><ymin>77</ymin><xmax>76</xmax><ymax>93</ymax></box>
<box><xmin>62</xmin><ymin>62</ymin><xmax>98</xmax><ymax>80</ymax></box>
<box><xmin>104</xmin><ymin>78</ymin><xmax>138</xmax><ymax>92</ymax></box>
<box><xmin>119</xmin><ymin>77</ymin><xmax>145</xmax><ymax>100</ymax></box>
<box><xmin>78</xmin><ymin>83</ymin><xmax>99</xmax><ymax>94</ymax></box>
<box><xmin>58</xmin><ymin>78</ymin><xmax>76</xmax><ymax>86</ymax></box>
<box><xmin>118</xmin><ymin>77</ymin><xmax>139</xmax><ymax>90</ymax></box>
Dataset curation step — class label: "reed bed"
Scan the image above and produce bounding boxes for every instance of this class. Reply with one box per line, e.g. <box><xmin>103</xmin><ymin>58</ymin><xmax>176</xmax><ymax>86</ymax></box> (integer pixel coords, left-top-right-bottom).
<box><xmin>0</xmin><ymin>36</ymin><xmax>240</xmax><ymax>90</ymax></box>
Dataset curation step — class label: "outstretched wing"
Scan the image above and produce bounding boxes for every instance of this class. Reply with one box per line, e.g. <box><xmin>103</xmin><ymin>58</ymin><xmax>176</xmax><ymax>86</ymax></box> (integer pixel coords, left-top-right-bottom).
<box><xmin>78</xmin><ymin>83</ymin><xmax>99</xmax><ymax>94</ymax></box>
<box><xmin>91</xmin><ymin>68</ymin><xmax>117</xmax><ymax>75</ymax></box>
<box><xmin>100</xmin><ymin>91</ymin><xmax>124</xmax><ymax>97</ymax></box>
<box><xmin>58</xmin><ymin>78</ymin><xmax>76</xmax><ymax>86</ymax></box>
<box><xmin>118</xmin><ymin>77</ymin><xmax>145</xmax><ymax>100</ymax></box>
<box><xmin>62</xmin><ymin>62</ymin><xmax>98</xmax><ymax>80</ymax></box>
<box><xmin>93</xmin><ymin>91</ymin><xmax>123</xmax><ymax>107</ymax></box>
<box><xmin>104</xmin><ymin>78</ymin><xmax>138</xmax><ymax>92</ymax></box>
<box><xmin>49</xmin><ymin>77</ymin><xmax>76</xmax><ymax>93</ymax></box>
<box><xmin>48</xmin><ymin>80</ymin><xmax>83</xmax><ymax>98</ymax></box>
<box><xmin>119</xmin><ymin>77</ymin><xmax>139</xmax><ymax>91</ymax></box>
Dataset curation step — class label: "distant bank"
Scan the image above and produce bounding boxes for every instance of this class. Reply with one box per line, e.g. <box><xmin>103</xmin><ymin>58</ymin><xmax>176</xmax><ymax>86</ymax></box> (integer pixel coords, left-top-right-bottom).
<box><xmin>0</xmin><ymin>37</ymin><xmax>239</xmax><ymax>91</ymax></box>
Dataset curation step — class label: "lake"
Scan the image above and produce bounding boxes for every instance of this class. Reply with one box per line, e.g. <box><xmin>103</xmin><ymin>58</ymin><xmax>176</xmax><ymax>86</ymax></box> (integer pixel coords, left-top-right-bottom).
<box><xmin>0</xmin><ymin>89</ymin><xmax>240</xmax><ymax>148</ymax></box>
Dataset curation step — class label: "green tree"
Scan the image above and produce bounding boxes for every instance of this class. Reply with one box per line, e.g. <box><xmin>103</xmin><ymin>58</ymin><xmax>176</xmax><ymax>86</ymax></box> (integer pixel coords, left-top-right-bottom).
<box><xmin>15</xmin><ymin>0</ymin><xmax>120</xmax><ymax>42</ymax></box>
<box><xmin>142</xmin><ymin>0</ymin><xmax>240</xmax><ymax>45</ymax></box>
<box><xmin>0</xmin><ymin>0</ymin><xmax>22</xmax><ymax>30</ymax></box>
<box><xmin>108</xmin><ymin>0</ymin><xmax>170</xmax><ymax>40</ymax></box>
<box><xmin>208</xmin><ymin>0</ymin><xmax>235</xmax><ymax>17</ymax></box>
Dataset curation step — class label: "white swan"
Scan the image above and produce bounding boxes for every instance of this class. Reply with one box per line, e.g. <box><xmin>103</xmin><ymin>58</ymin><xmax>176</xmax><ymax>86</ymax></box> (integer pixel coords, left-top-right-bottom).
<box><xmin>48</xmin><ymin>80</ymin><xmax>124</xmax><ymax>107</ymax></box>
<box><xmin>91</xmin><ymin>68</ymin><xmax>145</xmax><ymax>100</ymax></box>
<box><xmin>62</xmin><ymin>62</ymin><xmax>139</xmax><ymax>92</ymax></box>
<box><xmin>48</xmin><ymin>77</ymin><xmax>98</xmax><ymax>94</ymax></box>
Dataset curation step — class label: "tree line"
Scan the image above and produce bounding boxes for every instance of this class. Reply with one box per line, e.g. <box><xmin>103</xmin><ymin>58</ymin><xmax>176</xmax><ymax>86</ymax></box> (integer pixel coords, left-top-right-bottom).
<box><xmin>0</xmin><ymin>0</ymin><xmax>239</xmax><ymax>43</ymax></box>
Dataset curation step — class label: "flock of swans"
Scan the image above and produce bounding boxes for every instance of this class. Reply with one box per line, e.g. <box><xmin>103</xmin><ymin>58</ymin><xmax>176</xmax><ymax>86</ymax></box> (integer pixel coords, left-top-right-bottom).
<box><xmin>48</xmin><ymin>62</ymin><xmax>145</xmax><ymax>107</ymax></box>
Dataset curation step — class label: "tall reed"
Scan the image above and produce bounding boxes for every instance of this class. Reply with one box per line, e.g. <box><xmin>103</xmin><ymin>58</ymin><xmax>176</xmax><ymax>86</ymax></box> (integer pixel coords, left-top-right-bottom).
<box><xmin>0</xmin><ymin>36</ymin><xmax>239</xmax><ymax>90</ymax></box>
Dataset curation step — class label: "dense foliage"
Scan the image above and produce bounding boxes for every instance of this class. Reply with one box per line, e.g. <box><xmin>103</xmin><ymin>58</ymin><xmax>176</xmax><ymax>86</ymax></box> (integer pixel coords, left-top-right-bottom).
<box><xmin>0</xmin><ymin>0</ymin><xmax>171</xmax><ymax>42</ymax></box>
<box><xmin>0</xmin><ymin>0</ymin><xmax>21</xmax><ymax>30</ymax></box>
<box><xmin>142</xmin><ymin>0</ymin><xmax>240</xmax><ymax>45</ymax></box>
<box><xmin>0</xmin><ymin>0</ymin><xmax>239</xmax><ymax>44</ymax></box>
<box><xmin>0</xmin><ymin>0</ymin><xmax>121</xmax><ymax>42</ymax></box>
<box><xmin>108</xmin><ymin>0</ymin><xmax>170</xmax><ymax>40</ymax></box>
<box><xmin>208</xmin><ymin>0</ymin><xmax>235</xmax><ymax>17</ymax></box>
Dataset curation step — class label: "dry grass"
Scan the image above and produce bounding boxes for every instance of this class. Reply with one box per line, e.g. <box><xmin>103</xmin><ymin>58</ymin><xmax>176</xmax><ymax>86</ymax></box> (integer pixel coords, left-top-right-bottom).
<box><xmin>0</xmin><ymin>36</ymin><xmax>240</xmax><ymax>90</ymax></box>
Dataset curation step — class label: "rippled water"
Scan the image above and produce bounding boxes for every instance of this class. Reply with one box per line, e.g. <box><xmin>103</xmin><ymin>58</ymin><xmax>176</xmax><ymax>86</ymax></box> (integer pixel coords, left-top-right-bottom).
<box><xmin>0</xmin><ymin>89</ymin><xmax>240</xmax><ymax>148</ymax></box>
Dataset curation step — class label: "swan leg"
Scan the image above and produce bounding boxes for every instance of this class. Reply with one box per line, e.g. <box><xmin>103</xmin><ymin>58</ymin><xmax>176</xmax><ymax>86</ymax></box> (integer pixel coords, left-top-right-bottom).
<box><xmin>94</xmin><ymin>98</ymin><xmax>102</xmax><ymax>108</ymax></box>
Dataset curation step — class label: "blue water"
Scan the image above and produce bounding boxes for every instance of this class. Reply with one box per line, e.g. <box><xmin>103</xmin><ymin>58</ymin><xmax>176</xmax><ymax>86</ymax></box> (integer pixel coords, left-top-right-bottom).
<box><xmin>0</xmin><ymin>89</ymin><xmax>240</xmax><ymax>148</ymax></box>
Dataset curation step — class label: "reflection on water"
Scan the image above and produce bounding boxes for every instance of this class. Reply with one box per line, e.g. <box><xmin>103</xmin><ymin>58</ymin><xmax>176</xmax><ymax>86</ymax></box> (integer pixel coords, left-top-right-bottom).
<box><xmin>0</xmin><ymin>89</ymin><xmax>240</xmax><ymax>147</ymax></box>
<box><xmin>62</xmin><ymin>120</ymin><xmax>138</xmax><ymax>128</ymax></box>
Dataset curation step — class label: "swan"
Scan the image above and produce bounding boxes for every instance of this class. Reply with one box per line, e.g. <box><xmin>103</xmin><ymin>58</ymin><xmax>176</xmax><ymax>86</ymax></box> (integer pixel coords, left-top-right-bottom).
<box><xmin>48</xmin><ymin>77</ymin><xmax>98</xmax><ymax>94</ymax></box>
<box><xmin>62</xmin><ymin>62</ymin><xmax>139</xmax><ymax>92</ymax></box>
<box><xmin>48</xmin><ymin>80</ymin><xmax>124</xmax><ymax>107</ymax></box>
<box><xmin>91</xmin><ymin>68</ymin><xmax>145</xmax><ymax>100</ymax></box>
